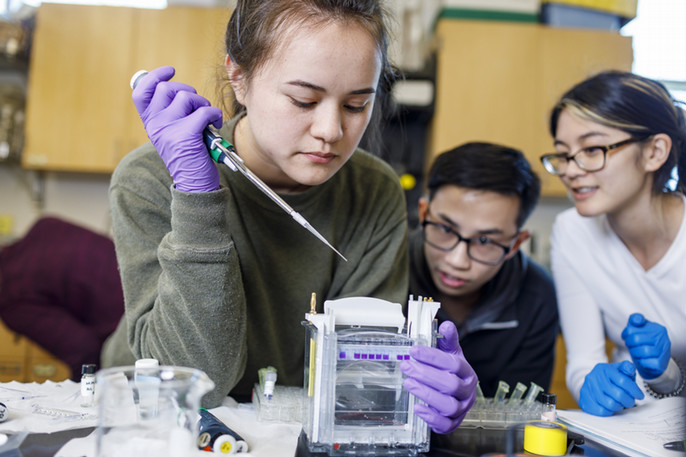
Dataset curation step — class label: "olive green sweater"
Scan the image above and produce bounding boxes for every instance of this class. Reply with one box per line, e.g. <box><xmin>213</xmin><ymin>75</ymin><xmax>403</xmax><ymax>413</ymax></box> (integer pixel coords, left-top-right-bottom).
<box><xmin>101</xmin><ymin>115</ymin><xmax>409</xmax><ymax>407</ymax></box>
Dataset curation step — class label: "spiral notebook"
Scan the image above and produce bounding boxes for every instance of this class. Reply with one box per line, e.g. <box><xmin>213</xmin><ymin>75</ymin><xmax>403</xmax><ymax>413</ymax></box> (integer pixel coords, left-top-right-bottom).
<box><xmin>557</xmin><ymin>397</ymin><xmax>686</xmax><ymax>457</ymax></box>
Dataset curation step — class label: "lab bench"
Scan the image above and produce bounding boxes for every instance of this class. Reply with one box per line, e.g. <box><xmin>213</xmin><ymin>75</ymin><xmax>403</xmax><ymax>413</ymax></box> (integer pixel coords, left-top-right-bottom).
<box><xmin>0</xmin><ymin>379</ymin><xmax>670</xmax><ymax>457</ymax></box>
<box><xmin>1</xmin><ymin>423</ymin><xmax>635</xmax><ymax>457</ymax></box>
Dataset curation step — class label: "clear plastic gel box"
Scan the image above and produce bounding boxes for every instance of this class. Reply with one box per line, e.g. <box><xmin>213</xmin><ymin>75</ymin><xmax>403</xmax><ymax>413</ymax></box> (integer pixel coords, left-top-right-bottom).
<box><xmin>301</xmin><ymin>296</ymin><xmax>440</xmax><ymax>456</ymax></box>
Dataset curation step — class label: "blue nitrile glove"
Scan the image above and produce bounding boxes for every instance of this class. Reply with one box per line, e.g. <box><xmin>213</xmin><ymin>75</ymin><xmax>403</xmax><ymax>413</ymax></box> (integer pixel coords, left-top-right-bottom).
<box><xmin>401</xmin><ymin>321</ymin><xmax>477</xmax><ymax>434</ymax></box>
<box><xmin>621</xmin><ymin>313</ymin><xmax>671</xmax><ymax>380</ymax></box>
<box><xmin>132</xmin><ymin>66</ymin><xmax>223</xmax><ymax>193</ymax></box>
<box><xmin>578</xmin><ymin>361</ymin><xmax>645</xmax><ymax>417</ymax></box>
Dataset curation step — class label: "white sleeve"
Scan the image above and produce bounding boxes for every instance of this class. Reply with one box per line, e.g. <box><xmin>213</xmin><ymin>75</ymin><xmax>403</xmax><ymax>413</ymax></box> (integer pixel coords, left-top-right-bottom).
<box><xmin>550</xmin><ymin>216</ymin><xmax>610</xmax><ymax>401</ymax></box>
<box><xmin>645</xmin><ymin>358</ymin><xmax>682</xmax><ymax>395</ymax></box>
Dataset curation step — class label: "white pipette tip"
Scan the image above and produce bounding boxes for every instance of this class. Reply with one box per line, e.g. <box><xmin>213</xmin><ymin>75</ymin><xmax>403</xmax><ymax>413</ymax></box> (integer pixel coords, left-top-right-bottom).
<box><xmin>312</xmin><ymin>230</ymin><xmax>347</xmax><ymax>262</ymax></box>
<box><xmin>293</xmin><ymin>213</ymin><xmax>347</xmax><ymax>261</ymax></box>
<box><xmin>130</xmin><ymin>69</ymin><xmax>149</xmax><ymax>89</ymax></box>
<box><xmin>331</xmin><ymin>246</ymin><xmax>348</xmax><ymax>262</ymax></box>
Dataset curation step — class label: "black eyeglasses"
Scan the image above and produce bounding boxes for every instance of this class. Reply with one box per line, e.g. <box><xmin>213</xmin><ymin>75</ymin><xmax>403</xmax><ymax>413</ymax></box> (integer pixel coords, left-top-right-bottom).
<box><xmin>540</xmin><ymin>136</ymin><xmax>650</xmax><ymax>176</ymax></box>
<box><xmin>421</xmin><ymin>219</ymin><xmax>517</xmax><ymax>266</ymax></box>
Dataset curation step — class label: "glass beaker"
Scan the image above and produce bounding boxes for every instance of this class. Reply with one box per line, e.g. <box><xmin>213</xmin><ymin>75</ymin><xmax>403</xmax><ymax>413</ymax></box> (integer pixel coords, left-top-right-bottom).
<box><xmin>95</xmin><ymin>365</ymin><xmax>215</xmax><ymax>457</ymax></box>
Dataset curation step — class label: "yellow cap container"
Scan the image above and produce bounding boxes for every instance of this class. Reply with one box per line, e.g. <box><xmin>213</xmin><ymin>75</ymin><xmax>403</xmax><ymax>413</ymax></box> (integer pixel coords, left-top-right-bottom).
<box><xmin>523</xmin><ymin>420</ymin><xmax>568</xmax><ymax>456</ymax></box>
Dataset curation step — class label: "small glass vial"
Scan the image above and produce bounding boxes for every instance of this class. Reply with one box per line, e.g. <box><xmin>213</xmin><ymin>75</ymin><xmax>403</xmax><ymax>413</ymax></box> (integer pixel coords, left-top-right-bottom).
<box><xmin>540</xmin><ymin>392</ymin><xmax>557</xmax><ymax>421</ymax></box>
<box><xmin>80</xmin><ymin>364</ymin><xmax>97</xmax><ymax>407</ymax></box>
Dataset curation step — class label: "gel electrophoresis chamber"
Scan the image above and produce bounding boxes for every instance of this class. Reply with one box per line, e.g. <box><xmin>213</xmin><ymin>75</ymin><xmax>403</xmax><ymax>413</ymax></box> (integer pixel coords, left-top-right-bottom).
<box><xmin>302</xmin><ymin>296</ymin><xmax>440</xmax><ymax>456</ymax></box>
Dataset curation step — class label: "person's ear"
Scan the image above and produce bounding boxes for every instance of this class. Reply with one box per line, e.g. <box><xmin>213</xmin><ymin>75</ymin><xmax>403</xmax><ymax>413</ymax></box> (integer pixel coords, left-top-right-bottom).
<box><xmin>643</xmin><ymin>133</ymin><xmax>672</xmax><ymax>172</ymax></box>
<box><xmin>504</xmin><ymin>229</ymin><xmax>530</xmax><ymax>260</ymax></box>
<box><xmin>418</xmin><ymin>197</ymin><xmax>429</xmax><ymax>223</ymax></box>
<box><xmin>225</xmin><ymin>54</ymin><xmax>247</xmax><ymax>105</ymax></box>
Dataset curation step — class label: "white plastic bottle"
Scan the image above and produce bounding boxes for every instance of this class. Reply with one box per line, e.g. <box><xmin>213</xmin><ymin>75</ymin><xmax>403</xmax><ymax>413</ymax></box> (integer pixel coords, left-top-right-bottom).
<box><xmin>135</xmin><ymin>358</ymin><xmax>160</xmax><ymax>419</ymax></box>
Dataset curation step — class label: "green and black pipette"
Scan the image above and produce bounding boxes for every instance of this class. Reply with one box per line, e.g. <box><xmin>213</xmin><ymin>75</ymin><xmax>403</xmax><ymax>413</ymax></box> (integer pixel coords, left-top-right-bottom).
<box><xmin>130</xmin><ymin>70</ymin><xmax>347</xmax><ymax>261</ymax></box>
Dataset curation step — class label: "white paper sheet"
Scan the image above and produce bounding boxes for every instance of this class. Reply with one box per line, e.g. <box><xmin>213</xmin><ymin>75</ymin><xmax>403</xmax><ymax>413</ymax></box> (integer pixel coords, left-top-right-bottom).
<box><xmin>557</xmin><ymin>397</ymin><xmax>686</xmax><ymax>457</ymax></box>
<box><xmin>0</xmin><ymin>380</ymin><xmax>302</xmax><ymax>457</ymax></box>
<box><xmin>0</xmin><ymin>380</ymin><xmax>97</xmax><ymax>434</ymax></box>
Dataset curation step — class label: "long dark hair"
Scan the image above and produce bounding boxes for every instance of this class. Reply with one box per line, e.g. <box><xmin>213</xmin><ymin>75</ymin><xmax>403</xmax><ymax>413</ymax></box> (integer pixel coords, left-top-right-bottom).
<box><xmin>220</xmin><ymin>0</ymin><xmax>398</xmax><ymax>153</ymax></box>
<box><xmin>550</xmin><ymin>70</ymin><xmax>686</xmax><ymax>194</ymax></box>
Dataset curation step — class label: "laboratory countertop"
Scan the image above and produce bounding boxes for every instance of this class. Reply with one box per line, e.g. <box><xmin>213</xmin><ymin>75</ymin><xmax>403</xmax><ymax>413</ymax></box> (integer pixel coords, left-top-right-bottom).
<box><xmin>0</xmin><ymin>380</ymin><xmax>662</xmax><ymax>457</ymax></box>
<box><xmin>1</xmin><ymin>424</ymin><xmax>633</xmax><ymax>457</ymax></box>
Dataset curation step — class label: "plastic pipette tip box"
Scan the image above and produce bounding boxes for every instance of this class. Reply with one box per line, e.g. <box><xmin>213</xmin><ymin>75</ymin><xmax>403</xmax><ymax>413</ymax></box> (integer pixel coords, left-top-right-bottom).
<box><xmin>252</xmin><ymin>383</ymin><xmax>304</xmax><ymax>424</ymax></box>
<box><xmin>460</xmin><ymin>399</ymin><xmax>545</xmax><ymax>429</ymax></box>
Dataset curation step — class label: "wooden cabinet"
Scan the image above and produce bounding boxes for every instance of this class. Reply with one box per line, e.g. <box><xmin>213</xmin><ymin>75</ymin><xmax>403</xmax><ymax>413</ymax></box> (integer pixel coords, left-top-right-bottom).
<box><xmin>430</xmin><ymin>19</ymin><xmax>633</xmax><ymax>196</ymax></box>
<box><xmin>0</xmin><ymin>318</ymin><xmax>70</xmax><ymax>382</ymax></box>
<box><xmin>550</xmin><ymin>334</ymin><xmax>577</xmax><ymax>410</ymax></box>
<box><xmin>23</xmin><ymin>4</ymin><xmax>229</xmax><ymax>173</ymax></box>
<box><xmin>0</xmin><ymin>318</ymin><xmax>26</xmax><ymax>382</ymax></box>
<box><xmin>23</xmin><ymin>7</ymin><xmax>633</xmax><ymax>182</ymax></box>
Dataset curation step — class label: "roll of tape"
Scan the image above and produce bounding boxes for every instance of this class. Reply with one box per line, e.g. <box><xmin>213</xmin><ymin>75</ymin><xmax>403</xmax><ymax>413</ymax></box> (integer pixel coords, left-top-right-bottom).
<box><xmin>479</xmin><ymin>453</ymin><xmax>527</xmax><ymax>457</ymax></box>
<box><xmin>523</xmin><ymin>420</ymin><xmax>567</xmax><ymax>456</ymax></box>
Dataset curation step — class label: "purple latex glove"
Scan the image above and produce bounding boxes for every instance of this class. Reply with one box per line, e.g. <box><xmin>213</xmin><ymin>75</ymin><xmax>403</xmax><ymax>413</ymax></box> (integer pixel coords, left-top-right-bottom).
<box><xmin>401</xmin><ymin>321</ymin><xmax>477</xmax><ymax>434</ymax></box>
<box><xmin>621</xmin><ymin>313</ymin><xmax>671</xmax><ymax>380</ymax></box>
<box><xmin>132</xmin><ymin>66</ymin><xmax>223</xmax><ymax>193</ymax></box>
<box><xmin>578</xmin><ymin>361</ymin><xmax>644</xmax><ymax>417</ymax></box>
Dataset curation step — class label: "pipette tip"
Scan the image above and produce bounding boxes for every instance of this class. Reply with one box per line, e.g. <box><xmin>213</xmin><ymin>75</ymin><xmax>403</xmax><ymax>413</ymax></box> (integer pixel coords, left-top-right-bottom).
<box><xmin>314</xmin><ymin>232</ymin><xmax>347</xmax><ymax>262</ymax></box>
<box><xmin>293</xmin><ymin>214</ymin><xmax>347</xmax><ymax>261</ymax></box>
<box><xmin>332</xmin><ymin>247</ymin><xmax>348</xmax><ymax>262</ymax></box>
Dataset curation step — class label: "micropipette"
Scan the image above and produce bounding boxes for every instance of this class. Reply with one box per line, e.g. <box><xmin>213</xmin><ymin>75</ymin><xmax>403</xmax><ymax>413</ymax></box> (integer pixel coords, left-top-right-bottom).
<box><xmin>130</xmin><ymin>70</ymin><xmax>347</xmax><ymax>262</ymax></box>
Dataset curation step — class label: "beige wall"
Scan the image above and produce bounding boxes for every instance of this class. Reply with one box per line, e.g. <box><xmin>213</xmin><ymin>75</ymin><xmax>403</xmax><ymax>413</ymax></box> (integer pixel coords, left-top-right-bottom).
<box><xmin>0</xmin><ymin>167</ymin><xmax>113</xmax><ymax>241</ymax></box>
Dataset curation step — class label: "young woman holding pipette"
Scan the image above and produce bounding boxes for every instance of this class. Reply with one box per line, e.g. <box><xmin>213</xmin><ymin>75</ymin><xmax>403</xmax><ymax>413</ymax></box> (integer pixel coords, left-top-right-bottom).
<box><xmin>102</xmin><ymin>0</ymin><xmax>476</xmax><ymax>433</ymax></box>
<box><xmin>542</xmin><ymin>70</ymin><xmax>686</xmax><ymax>416</ymax></box>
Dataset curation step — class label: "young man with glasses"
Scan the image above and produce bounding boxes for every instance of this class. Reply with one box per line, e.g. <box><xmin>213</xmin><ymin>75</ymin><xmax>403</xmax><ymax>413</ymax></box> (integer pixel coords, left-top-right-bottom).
<box><xmin>409</xmin><ymin>142</ymin><xmax>559</xmax><ymax>398</ymax></box>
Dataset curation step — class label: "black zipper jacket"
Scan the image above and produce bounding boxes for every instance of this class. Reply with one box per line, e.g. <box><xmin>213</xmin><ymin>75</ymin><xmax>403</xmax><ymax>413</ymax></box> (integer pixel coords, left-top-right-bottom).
<box><xmin>408</xmin><ymin>229</ymin><xmax>559</xmax><ymax>397</ymax></box>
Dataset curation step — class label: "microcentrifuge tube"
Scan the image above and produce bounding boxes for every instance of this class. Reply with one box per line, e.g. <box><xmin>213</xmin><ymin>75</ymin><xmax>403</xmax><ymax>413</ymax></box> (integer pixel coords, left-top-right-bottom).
<box><xmin>524</xmin><ymin>381</ymin><xmax>544</xmax><ymax>405</ymax></box>
<box><xmin>494</xmin><ymin>380</ymin><xmax>510</xmax><ymax>402</ymax></box>
<box><xmin>263</xmin><ymin>371</ymin><xmax>277</xmax><ymax>399</ymax></box>
<box><xmin>508</xmin><ymin>382</ymin><xmax>527</xmax><ymax>404</ymax></box>
<box><xmin>259</xmin><ymin>366</ymin><xmax>277</xmax><ymax>399</ymax></box>
<box><xmin>476</xmin><ymin>382</ymin><xmax>485</xmax><ymax>404</ymax></box>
